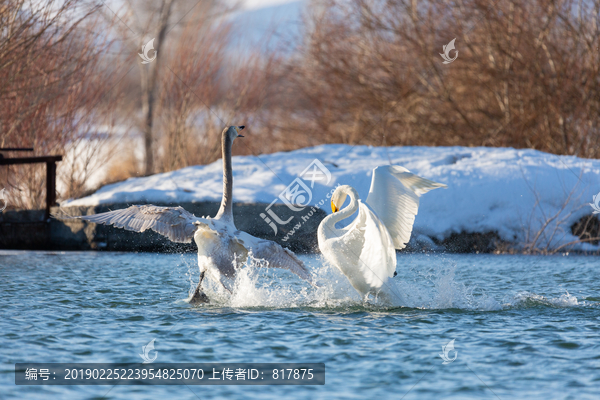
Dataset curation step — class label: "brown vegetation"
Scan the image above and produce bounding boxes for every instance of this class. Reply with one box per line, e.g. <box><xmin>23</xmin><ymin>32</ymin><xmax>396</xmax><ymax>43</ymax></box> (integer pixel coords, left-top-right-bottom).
<box><xmin>262</xmin><ymin>0</ymin><xmax>600</xmax><ymax>158</ymax></box>
<box><xmin>0</xmin><ymin>0</ymin><xmax>127</xmax><ymax>207</ymax></box>
<box><xmin>1</xmin><ymin>0</ymin><xmax>598</xmax><ymax>209</ymax></box>
<box><xmin>157</xmin><ymin>3</ymin><xmax>231</xmax><ymax>171</ymax></box>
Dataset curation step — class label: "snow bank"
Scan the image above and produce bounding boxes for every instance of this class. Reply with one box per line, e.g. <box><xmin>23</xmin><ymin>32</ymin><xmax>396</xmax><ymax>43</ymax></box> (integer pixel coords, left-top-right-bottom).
<box><xmin>64</xmin><ymin>145</ymin><xmax>600</xmax><ymax>252</ymax></box>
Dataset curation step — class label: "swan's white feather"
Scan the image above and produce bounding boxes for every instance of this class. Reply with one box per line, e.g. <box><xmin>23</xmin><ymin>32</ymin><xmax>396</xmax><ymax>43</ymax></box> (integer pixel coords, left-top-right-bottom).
<box><xmin>356</xmin><ymin>201</ymin><xmax>397</xmax><ymax>287</ymax></box>
<box><xmin>365</xmin><ymin>165</ymin><xmax>447</xmax><ymax>250</ymax></box>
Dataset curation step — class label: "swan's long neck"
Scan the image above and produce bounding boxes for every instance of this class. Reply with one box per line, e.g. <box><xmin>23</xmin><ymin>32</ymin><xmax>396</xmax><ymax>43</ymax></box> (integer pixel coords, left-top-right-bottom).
<box><xmin>215</xmin><ymin>132</ymin><xmax>234</xmax><ymax>223</ymax></box>
<box><xmin>321</xmin><ymin>188</ymin><xmax>359</xmax><ymax>234</ymax></box>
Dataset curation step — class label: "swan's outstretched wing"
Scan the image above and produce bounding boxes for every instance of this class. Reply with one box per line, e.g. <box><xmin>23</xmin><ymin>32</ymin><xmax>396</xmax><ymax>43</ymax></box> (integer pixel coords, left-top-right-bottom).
<box><xmin>64</xmin><ymin>205</ymin><xmax>201</xmax><ymax>243</ymax></box>
<box><xmin>365</xmin><ymin>165</ymin><xmax>446</xmax><ymax>250</ymax></box>
<box><xmin>233</xmin><ymin>231</ymin><xmax>313</xmax><ymax>284</ymax></box>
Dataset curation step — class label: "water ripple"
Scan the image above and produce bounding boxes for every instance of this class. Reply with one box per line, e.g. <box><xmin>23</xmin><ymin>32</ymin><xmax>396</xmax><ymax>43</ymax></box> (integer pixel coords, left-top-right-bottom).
<box><xmin>0</xmin><ymin>251</ymin><xmax>599</xmax><ymax>399</ymax></box>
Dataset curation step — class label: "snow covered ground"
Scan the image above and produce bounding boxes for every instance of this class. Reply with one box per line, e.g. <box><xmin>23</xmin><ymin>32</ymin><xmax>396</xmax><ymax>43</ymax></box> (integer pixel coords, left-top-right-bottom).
<box><xmin>64</xmin><ymin>145</ymin><xmax>600</xmax><ymax>252</ymax></box>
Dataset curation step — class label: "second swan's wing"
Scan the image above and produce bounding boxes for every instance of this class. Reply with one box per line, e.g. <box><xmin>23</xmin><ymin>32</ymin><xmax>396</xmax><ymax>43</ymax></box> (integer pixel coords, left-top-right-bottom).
<box><xmin>354</xmin><ymin>201</ymin><xmax>397</xmax><ymax>288</ymax></box>
<box><xmin>365</xmin><ymin>165</ymin><xmax>446</xmax><ymax>250</ymax></box>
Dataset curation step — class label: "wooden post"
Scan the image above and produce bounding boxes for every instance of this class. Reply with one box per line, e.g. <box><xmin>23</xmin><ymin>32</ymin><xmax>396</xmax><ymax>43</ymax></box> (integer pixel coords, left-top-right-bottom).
<box><xmin>46</xmin><ymin>161</ymin><xmax>57</xmax><ymax>220</ymax></box>
<box><xmin>0</xmin><ymin>155</ymin><xmax>62</xmax><ymax>220</ymax></box>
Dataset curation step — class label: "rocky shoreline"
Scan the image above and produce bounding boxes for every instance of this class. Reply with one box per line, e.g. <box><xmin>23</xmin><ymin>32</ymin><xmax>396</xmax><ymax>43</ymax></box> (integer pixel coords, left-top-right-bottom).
<box><xmin>1</xmin><ymin>201</ymin><xmax>597</xmax><ymax>255</ymax></box>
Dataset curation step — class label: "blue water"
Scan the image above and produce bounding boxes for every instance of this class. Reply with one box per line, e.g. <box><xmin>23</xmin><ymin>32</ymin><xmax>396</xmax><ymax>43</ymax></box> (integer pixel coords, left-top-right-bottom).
<box><xmin>1</xmin><ymin>251</ymin><xmax>599</xmax><ymax>399</ymax></box>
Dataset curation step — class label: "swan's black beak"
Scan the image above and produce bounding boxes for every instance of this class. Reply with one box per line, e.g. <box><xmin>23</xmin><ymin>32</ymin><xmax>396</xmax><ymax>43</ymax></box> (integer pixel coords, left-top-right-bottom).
<box><xmin>237</xmin><ymin>125</ymin><xmax>245</xmax><ymax>137</ymax></box>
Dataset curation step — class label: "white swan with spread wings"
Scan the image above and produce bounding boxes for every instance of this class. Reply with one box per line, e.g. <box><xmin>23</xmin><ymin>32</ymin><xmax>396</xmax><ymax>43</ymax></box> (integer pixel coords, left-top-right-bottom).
<box><xmin>65</xmin><ymin>126</ymin><xmax>313</xmax><ymax>303</ymax></box>
<box><xmin>318</xmin><ymin>165</ymin><xmax>446</xmax><ymax>300</ymax></box>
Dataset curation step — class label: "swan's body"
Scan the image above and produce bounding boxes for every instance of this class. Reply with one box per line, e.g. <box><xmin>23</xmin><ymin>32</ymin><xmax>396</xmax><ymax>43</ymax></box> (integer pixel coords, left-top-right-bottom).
<box><xmin>69</xmin><ymin>126</ymin><xmax>312</xmax><ymax>303</ymax></box>
<box><xmin>318</xmin><ymin>165</ymin><xmax>446</xmax><ymax>299</ymax></box>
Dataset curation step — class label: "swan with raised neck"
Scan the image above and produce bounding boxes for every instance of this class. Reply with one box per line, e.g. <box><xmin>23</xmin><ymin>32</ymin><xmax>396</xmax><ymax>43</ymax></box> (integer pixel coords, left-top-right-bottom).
<box><xmin>214</xmin><ymin>125</ymin><xmax>244</xmax><ymax>224</ymax></box>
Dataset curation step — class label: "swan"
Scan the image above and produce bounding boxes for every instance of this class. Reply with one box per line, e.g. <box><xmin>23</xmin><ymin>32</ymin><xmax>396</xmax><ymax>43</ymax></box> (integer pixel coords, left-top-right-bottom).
<box><xmin>67</xmin><ymin>126</ymin><xmax>313</xmax><ymax>303</ymax></box>
<box><xmin>317</xmin><ymin>165</ymin><xmax>446</xmax><ymax>301</ymax></box>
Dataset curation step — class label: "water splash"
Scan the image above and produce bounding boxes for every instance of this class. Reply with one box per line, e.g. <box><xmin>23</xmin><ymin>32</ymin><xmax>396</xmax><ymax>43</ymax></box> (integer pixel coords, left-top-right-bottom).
<box><xmin>504</xmin><ymin>290</ymin><xmax>581</xmax><ymax>308</ymax></box>
<box><xmin>381</xmin><ymin>263</ymin><xmax>501</xmax><ymax>311</ymax></box>
<box><xmin>183</xmin><ymin>255</ymin><xmax>499</xmax><ymax>311</ymax></box>
<box><xmin>183</xmin><ymin>255</ymin><xmax>589</xmax><ymax>311</ymax></box>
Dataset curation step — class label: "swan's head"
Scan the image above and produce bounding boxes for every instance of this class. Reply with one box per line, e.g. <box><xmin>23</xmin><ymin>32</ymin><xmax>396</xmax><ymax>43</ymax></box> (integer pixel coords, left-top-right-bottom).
<box><xmin>224</xmin><ymin>126</ymin><xmax>245</xmax><ymax>141</ymax></box>
<box><xmin>331</xmin><ymin>185</ymin><xmax>358</xmax><ymax>213</ymax></box>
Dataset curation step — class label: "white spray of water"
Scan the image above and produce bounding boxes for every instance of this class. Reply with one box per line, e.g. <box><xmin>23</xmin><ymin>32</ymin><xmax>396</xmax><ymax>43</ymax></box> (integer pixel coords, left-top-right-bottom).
<box><xmin>181</xmin><ymin>254</ymin><xmax>586</xmax><ymax>311</ymax></box>
<box><xmin>179</xmin><ymin>255</ymin><xmax>500</xmax><ymax>310</ymax></box>
<box><xmin>379</xmin><ymin>263</ymin><xmax>502</xmax><ymax>311</ymax></box>
<box><xmin>503</xmin><ymin>290</ymin><xmax>581</xmax><ymax>308</ymax></box>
